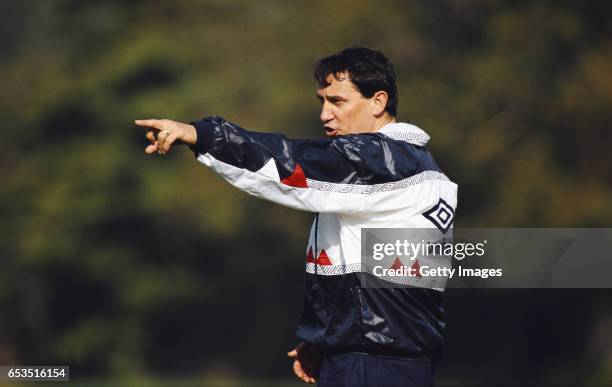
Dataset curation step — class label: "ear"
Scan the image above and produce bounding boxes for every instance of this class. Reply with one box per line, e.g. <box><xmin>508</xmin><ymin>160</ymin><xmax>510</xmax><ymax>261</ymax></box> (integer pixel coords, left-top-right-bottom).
<box><xmin>371</xmin><ymin>90</ymin><xmax>389</xmax><ymax>116</ymax></box>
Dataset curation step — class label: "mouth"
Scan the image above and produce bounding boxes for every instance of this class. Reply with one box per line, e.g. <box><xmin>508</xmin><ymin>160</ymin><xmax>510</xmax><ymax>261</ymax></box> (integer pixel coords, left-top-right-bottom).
<box><xmin>324</xmin><ymin>126</ymin><xmax>338</xmax><ymax>137</ymax></box>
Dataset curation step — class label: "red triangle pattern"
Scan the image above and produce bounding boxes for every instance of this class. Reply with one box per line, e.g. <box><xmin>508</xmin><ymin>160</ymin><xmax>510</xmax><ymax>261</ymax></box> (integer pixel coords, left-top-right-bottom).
<box><xmin>390</xmin><ymin>257</ymin><xmax>404</xmax><ymax>270</ymax></box>
<box><xmin>281</xmin><ymin>163</ymin><xmax>308</xmax><ymax>188</ymax></box>
<box><xmin>411</xmin><ymin>259</ymin><xmax>422</xmax><ymax>278</ymax></box>
<box><xmin>305</xmin><ymin>248</ymin><xmax>333</xmax><ymax>266</ymax></box>
<box><xmin>306</xmin><ymin>247</ymin><xmax>316</xmax><ymax>263</ymax></box>
<box><xmin>316</xmin><ymin>249</ymin><xmax>332</xmax><ymax>266</ymax></box>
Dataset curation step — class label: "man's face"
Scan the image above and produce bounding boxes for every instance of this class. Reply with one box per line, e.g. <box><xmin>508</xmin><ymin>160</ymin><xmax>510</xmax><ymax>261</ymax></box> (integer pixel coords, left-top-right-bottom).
<box><xmin>316</xmin><ymin>72</ymin><xmax>377</xmax><ymax>137</ymax></box>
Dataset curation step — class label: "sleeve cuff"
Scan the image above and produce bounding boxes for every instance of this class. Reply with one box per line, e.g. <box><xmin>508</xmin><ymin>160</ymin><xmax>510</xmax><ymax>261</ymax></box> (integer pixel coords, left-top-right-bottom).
<box><xmin>188</xmin><ymin>116</ymin><xmax>219</xmax><ymax>155</ymax></box>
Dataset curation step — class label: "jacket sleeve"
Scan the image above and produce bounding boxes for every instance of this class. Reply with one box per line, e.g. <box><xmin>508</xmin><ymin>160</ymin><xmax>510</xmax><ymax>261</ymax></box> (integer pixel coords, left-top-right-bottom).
<box><xmin>189</xmin><ymin>116</ymin><xmax>408</xmax><ymax>214</ymax></box>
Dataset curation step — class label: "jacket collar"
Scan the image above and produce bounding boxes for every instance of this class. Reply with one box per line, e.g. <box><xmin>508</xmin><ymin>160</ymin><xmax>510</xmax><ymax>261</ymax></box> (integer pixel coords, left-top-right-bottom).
<box><xmin>377</xmin><ymin>122</ymin><xmax>430</xmax><ymax>146</ymax></box>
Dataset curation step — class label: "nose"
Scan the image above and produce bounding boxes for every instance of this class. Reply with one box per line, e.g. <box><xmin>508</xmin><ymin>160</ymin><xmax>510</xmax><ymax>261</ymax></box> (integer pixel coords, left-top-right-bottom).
<box><xmin>320</xmin><ymin>102</ymin><xmax>334</xmax><ymax>123</ymax></box>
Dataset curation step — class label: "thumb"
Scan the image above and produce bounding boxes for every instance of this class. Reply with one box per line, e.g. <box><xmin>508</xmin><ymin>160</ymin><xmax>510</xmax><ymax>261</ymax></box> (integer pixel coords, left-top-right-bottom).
<box><xmin>287</xmin><ymin>349</ymin><xmax>297</xmax><ymax>358</ymax></box>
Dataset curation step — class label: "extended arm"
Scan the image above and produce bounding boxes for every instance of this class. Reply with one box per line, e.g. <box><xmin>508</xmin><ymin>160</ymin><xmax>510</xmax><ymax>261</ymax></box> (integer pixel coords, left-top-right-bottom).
<box><xmin>193</xmin><ymin>116</ymin><xmax>371</xmax><ymax>213</ymax></box>
<box><xmin>135</xmin><ymin>116</ymin><xmax>425</xmax><ymax>214</ymax></box>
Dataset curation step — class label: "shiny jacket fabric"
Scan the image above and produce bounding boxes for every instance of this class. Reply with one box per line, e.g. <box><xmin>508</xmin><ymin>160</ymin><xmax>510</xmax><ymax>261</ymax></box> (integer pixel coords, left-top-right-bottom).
<box><xmin>190</xmin><ymin>116</ymin><xmax>458</xmax><ymax>361</ymax></box>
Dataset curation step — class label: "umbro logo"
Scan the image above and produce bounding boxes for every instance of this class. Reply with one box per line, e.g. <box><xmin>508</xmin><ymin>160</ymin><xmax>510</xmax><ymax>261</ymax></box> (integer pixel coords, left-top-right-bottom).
<box><xmin>423</xmin><ymin>198</ymin><xmax>455</xmax><ymax>233</ymax></box>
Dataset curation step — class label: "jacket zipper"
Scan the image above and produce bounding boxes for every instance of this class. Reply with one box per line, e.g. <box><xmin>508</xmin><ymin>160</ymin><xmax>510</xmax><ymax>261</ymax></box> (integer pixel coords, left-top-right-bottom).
<box><xmin>314</xmin><ymin>213</ymin><xmax>319</xmax><ymax>276</ymax></box>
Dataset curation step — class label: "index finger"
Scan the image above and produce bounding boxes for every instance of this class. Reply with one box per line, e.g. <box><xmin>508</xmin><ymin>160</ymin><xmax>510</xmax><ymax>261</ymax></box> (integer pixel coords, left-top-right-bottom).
<box><xmin>134</xmin><ymin>119</ymin><xmax>163</xmax><ymax>130</ymax></box>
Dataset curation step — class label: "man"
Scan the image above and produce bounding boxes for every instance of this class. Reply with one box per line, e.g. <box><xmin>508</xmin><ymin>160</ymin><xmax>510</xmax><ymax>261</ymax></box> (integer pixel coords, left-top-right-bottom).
<box><xmin>136</xmin><ymin>47</ymin><xmax>457</xmax><ymax>386</ymax></box>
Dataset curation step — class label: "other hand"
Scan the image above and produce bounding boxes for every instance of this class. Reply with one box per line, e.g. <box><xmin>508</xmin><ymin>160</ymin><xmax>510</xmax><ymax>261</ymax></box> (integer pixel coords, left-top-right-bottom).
<box><xmin>287</xmin><ymin>342</ymin><xmax>320</xmax><ymax>384</ymax></box>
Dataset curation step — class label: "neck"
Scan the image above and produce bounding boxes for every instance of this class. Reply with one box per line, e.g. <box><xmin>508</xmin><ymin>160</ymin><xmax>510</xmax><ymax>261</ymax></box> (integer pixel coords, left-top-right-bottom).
<box><xmin>371</xmin><ymin>114</ymin><xmax>396</xmax><ymax>132</ymax></box>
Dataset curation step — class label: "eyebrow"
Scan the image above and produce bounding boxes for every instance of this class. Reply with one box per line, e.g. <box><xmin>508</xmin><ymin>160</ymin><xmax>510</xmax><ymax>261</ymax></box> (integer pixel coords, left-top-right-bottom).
<box><xmin>316</xmin><ymin>94</ymin><xmax>347</xmax><ymax>102</ymax></box>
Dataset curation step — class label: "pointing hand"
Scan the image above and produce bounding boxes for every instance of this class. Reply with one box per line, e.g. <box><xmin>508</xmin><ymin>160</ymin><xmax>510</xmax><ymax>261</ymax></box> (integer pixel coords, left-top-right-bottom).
<box><xmin>135</xmin><ymin>118</ymin><xmax>197</xmax><ymax>155</ymax></box>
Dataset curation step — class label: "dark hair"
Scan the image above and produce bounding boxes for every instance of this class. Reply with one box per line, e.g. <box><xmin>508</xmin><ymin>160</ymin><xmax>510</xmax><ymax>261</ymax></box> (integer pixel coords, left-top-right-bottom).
<box><xmin>314</xmin><ymin>46</ymin><xmax>398</xmax><ymax>117</ymax></box>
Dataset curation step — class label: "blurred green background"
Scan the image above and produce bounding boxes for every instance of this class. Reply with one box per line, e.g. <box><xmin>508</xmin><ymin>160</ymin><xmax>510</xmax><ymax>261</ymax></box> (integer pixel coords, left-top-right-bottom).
<box><xmin>0</xmin><ymin>0</ymin><xmax>611</xmax><ymax>385</ymax></box>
